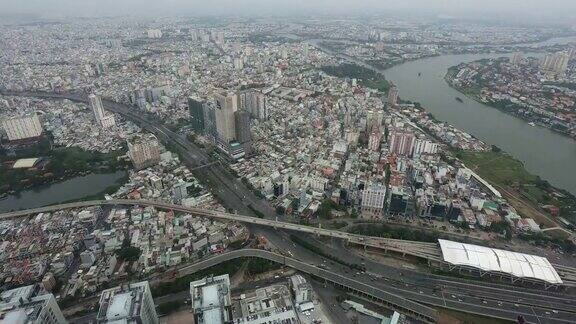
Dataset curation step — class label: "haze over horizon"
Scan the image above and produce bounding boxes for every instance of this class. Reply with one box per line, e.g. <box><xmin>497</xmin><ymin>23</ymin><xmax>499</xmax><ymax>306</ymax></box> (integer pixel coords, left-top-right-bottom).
<box><xmin>1</xmin><ymin>0</ymin><xmax>576</xmax><ymax>23</ymax></box>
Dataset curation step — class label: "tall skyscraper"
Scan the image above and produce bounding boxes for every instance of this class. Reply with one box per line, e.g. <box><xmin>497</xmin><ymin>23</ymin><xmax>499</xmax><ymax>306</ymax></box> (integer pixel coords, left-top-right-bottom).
<box><xmin>368</xmin><ymin>131</ymin><xmax>382</xmax><ymax>151</ymax></box>
<box><xmin>213</xmin><ymin>90</ymin><xmax>238</xmax><ymax>144</ymax></box>
<box><xmin>289</xmin><ymin>275</ymin><xmax>313</xmax><ymax>306</ymax></box>
<box><xmin>510</xmin><ymin>52</ymin><xmax>523</xmax><ymax>66</ymax></box>
<box><xmin>569</xmin><ymin>47</ymin><xmax>576</xmax><ymax>60</ymax></box>
<box><xmin>89</xmin><ymin>94</ymin><xmax>115</xmax><ymax>128</ymax></box>
<box><xmin>554</xmin><ymin>53</ymin><xmax>570</xmax><ymax>75</ymax></box>
<box><xmin>190</xmin><ymin>30</ymin><xmax>198</xmax><ymax>41</ymax></box>
<box><xmin>147</xmin><ymin>29</ymin><xmax>162</xmax><ymax>38</ymax></box>
<box><xmin>201</xmin><ymin>33</ymin><xmax>211</xmax><ymax>43</ymax></box>
<box><xmin>388</xmin><ymin>186</ymin><xmax>412</xmax><ymax>216</ymax></box>
<box><xmin>96</xmin><ymin>281</ymin><xmax>158</xmax><ymax>324</ymax></box>
<box><xmin>540</xmin><ymin>52</ymin><xmax>570</xmax><ymax>76</ymax></box>
<box><xmin>281</xmin><ymin>46</ymin><xmax>288</xmax><ymax>59</ymax></box>
<box><xmin>389</xmin><ymin>131</ymin><xmax>415</xmax><ymax>156</ymax></box>
<box><xmin>239</xmin><ymin>90</ymin><xmax>267</xmax><ymax>120</ymax></box>
<box><xmin>302</xmin><ymin>43</ymin><xmax>309</xmax><ymax>59</ymax></box>
<box><xmin>254</xmin><ymin>91</ymin><xmax>268</xmax><ymax>120</ymax></box>
<box><xmin>366</xmin><ymin>109</ymin><xmax>383</xmax><ymax>133</ymax></box>
<box><xmin>172</xmin><ymin>182</ymin><xmax>188</xmax><ymax>204</ymax></box>
<box><xmin>235</xmin><ymin>110</ymin><xmax>252</xmax><ymax>154</ymax></box>
<box><xmin>89</xmin><ymin>93</ymin><xmax>105</xmax><ymax>122</ymax></box>
<box><xmin>203</xmin><ymin>101</ymin><xmax>217</xmax><ymax>141</ymax></box>
<box><xmin>127</xmin><ymin>134</ymin><xmax>161</xmax><ymax>170</ymax></box>
<box><xmin>190</xmin><ymin>275</ymin><xmax>232</xmax><ymax>324</ymax></box>
<box><xmin>361</xmin><ymin>182</ymin><xmax>387</xmax><ymax>218</ymax></box>
<box><xmin>413</xmin><ymin>138</ymin><xmax>440</xmax><ymax>155</ymax></box>
<box><xmin>94</xmin><ymin>62</ymin><xmax>106</xmax><ymax>76</ymax></box>
<box><xmin>188</xmin><ymin>97</ymin><xmax>205</xmax><ymax>134</ymax></box>
<box><xmin>233</xmin><ymin>57</ymin><xmax>244</xmax><ymax>70</ymax></box>
<box><xmin>213</xmin><ymin>31</ymin><xmax>225</xmax><ymax>44</ymax></box>
<box><xmin>209</xmin><ymin>90</ymin><xmax>255</xmax><ymax>158</ymax></box>
<box><xmin>1</xmin><ymin>113</ymin><xmax>43</xmax><ymax>141</ymax></box>
<box><xmin>387</xmin><ymin>83</ymin><xmax>399</xmax><ymax>107</ymax></box>
<box><xmin>0</xmin><ymin>285</ymin><xmax>67</xmax><ymax>324</ymax></box>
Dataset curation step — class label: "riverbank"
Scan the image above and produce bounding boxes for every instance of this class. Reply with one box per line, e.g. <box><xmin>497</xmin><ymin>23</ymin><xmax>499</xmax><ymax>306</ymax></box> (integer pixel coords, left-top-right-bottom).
<box><xmin>320</xmin><ymin>63</ymin><xmax>390</xmax><ymax>92</ymax></box>
<box><xmin>319</xmin><ymin>59</ymin><xmax>576</xmax><ymax>236</ymax></box>
<box><xmin>444</xmin><ymin>63</ymin><xmax>576</xmax><ymax>141</ymax></box>
<box><xmin>0</xmin><ymin>144</ymin><xmax>131</xmax><ymax>212</ymax></box>
<box><xmin>309</xmin><ymin>39</ymin><xmax>576</xmax><ymax>194</ymax></box>
<box><xmin>52</xmin><ymin>171</ymin><xmax>129</xmax><ymax>205</ymax></box>
<box><xmin>0</xmin><ymin>145</ymin><xmax>129</xmax><ymax>197</ymax></box>
<box><xmin>451</xmin><ymin>149</ymin><xmax>576</xmax><ymax>229</ymax></box>
<box><xmin>312</xmin><ymin>36</ymin><xmax>569</xmax><ymax>80</ymax></box>
<box><xmin>0</xmin><ymin>170</ymin><xmax>128</xmax><ymax>213</ymax></box>
<box><xmin>383</xmin><ymin>53</ymin><xmax>576</xmax><ymax>196</ymax></box>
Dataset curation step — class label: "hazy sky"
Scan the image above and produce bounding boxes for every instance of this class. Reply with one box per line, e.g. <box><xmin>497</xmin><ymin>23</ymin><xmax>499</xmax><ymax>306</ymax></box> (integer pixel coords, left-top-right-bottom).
<box><xmin>1</xmin><ymin>0</ymin><xmax>576</xmax><ymax>22</ymax></box>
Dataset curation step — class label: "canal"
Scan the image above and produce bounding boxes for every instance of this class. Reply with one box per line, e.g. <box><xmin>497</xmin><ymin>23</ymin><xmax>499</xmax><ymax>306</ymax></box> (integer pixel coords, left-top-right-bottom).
<box><xmin>0</xmin><ymin>170</ymin><xmax>127</xmax><ymax>212</ymax></box>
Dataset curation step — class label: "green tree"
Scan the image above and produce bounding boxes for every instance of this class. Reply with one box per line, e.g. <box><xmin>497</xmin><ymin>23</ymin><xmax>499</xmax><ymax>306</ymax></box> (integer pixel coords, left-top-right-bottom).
<box><xmin>291</xmin><ymin>198</ymin><xmax>300</xmax><ymax>211</ymax></box>
<box><xmin>246</xmin><ymin>258</ymin><xmax>281</xmax><ymax>275</ymax></box>
<box><xmin>157</xmin><ymin>301</ymin><xmax>182</xmax><ymax>314</ymax></box>
<box><xmin>317</xmin><ymin>199</ymin><xmax>335</xmax><ymax>219</ymax></box>
<box><xmin>116</xmin><ymin>246</ymin><xmax>141</xmax><ymax>262</ymax></box>
<box><xmin>276</xmin><ymin>206</ymin><xmax>286</xmax><ymax>215</ymax></box>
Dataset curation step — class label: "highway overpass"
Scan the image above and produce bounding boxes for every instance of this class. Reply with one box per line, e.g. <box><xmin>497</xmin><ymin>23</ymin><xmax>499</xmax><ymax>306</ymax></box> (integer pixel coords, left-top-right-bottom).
<box><xmin>173</xmin><ymin>248</ymin><xmax>439</xmax><ymax>323</ymax></box>
<box><xmin>2</xmin><ymin>90</ymin><xmax>576</xmax><ymax>322</ymax></box>
<box><xmin>150</xmin><ymin>248</ymin><xmax>576</xmax><ymax>324</ymax></box>
<box><xmin>0</xmin><ymin>198</ymin><xmax>443</xmax><ymax>261</ymax></box>
<box><xmin>5</xmin><ymin>90</ymin><xmax>574</xmax><ymax>285</ymax></box>
<box><xmin>3</xmin><ymin>198</ymin><xmax>576</xmax><ymax>288</ymax></box>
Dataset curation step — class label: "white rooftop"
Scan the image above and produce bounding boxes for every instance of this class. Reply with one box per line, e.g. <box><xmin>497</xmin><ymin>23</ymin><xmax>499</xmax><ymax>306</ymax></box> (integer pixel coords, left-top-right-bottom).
<box><xmin>12</xmin><ymin>158</ymin><xmax>40</xmax><ymax>169</ymax></box>
<box><xmin>2</xmin><ymin>309</ymin><xmax>27</xmax><ymax>324</ymax></box>
<box><xmin>0</xmin><ymin>285</ymin><xmax>36</xmax><ymax>305</ymax></box>
<box><xmin>106</xmin><ymin>292</ymin><xmax>132</xmax><ymax>320</ymax></box>
<box><xmin>438</xmin><ymin>239</ymin><xmax>562</xmax><ymax>284</ymax></box>
<box><xmin>204</xmin><ymin>308</ymin><xmax>223</xmax><ymax>324</ymax></box>
<box><xmin>202</xmin><ymin>285</ymin><xmax>220</xmax><ymax>308</ymax></box>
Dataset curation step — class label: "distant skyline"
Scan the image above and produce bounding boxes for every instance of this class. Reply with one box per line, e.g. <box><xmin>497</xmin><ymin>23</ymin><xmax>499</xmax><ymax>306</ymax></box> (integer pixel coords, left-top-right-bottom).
<box><xmin>1</xmin><ymin>0</ymin><xmax>576</xmax><ymax>23</ymax></box>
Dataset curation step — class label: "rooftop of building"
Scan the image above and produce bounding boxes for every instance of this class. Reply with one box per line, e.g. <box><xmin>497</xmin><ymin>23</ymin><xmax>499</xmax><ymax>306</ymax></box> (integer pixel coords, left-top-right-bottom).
<box><xmin>0</xmin><ymin>285</ymin><xmax>57</xmax><ymax>324</ymax></box>
<box><xmin>232</xmin><ymin>284</ymin><xmax>297</xmax><ymax>324</ymax></box>
<box><xmin>190</xmin><ymin>274</ymin><xmax>231</xmax><ymax>324</ymax></box>
<box><xmin>0</xmin><ymin>285</ymin><xmax>38</xmax><ymax>305</ymax></box>
<box><xmin>96</xmin><ymin>281</ymin><xmax>151</xmax><ymax>322</ymax></box>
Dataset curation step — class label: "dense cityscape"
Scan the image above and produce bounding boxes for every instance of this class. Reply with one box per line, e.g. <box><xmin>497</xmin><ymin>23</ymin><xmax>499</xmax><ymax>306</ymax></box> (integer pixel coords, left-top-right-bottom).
<box><xmin>446</xmin><ymin>51</ymin><xmax>576</xmax><ymax>139</ymax></box>
<box><xmin>1</xmin><ymin>2</ymin><xmax>576</xmax><ymax>324</ymax></box>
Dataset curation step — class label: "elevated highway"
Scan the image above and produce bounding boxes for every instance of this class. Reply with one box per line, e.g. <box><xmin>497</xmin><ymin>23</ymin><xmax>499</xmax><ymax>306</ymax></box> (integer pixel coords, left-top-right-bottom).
<box><xmin>174</xmin><ymin>248</ymin><xmax>439</xmax><ymax>323</ymax></box>
<box><xmin>152</xmin><ymin>248</ymin><xmax>576</xmax><ymax>324</ymax></box>
<box><xmin>0</xmin><ymin>198</ymin><xmax>443</xmax><ymax>260</ymax></box>
<box><xmin>2</xmin><ymin>198</ymin><xmax>576</xmax><ymax>288</ymax></box>
<box><xmin>2</xmin><ymin>90</ymin><xmax>576</xmax><ymax>322</ymax></box>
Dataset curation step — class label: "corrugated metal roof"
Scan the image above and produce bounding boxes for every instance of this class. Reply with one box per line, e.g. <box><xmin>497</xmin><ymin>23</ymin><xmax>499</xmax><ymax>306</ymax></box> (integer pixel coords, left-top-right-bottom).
<box><xmin>438</xmin><ymin>239</ymin><xmax>562</xmax><ymax>284</ymax></box>
<box><xmin>203</xmin><ymin>308</ymin><xmax>223</xmax><ymax>324</ymax></box>
<box><xmin>12</xmin><ymin>158</ymin><xmax>40</xmax><ymax>169</ymax></box>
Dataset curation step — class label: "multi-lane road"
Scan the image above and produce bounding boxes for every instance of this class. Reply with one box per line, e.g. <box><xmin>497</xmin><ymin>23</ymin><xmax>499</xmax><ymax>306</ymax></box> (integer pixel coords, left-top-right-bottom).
<box><xmin>0</xmin><ymin>197</ymin><xmax>444</xmax><ymax>261</ymax></box>
<box><xmin>3</xmin><ymin>90</ymin><xmax>576</xmax><ymax>323</ymax></box>
<box><xmin>177</xmin><ymin>248</ymin><xmax>576</xmax><ymax>324</ymax></box>
<box><xmin>3</xmin><ymin>197</ymin><xmax>576</xmax><ymax>322</ymax></box>
<box><xmin>171</xmin><ymin>248</ymin><xmax>439</xmax><ymax>323</ymax></box>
